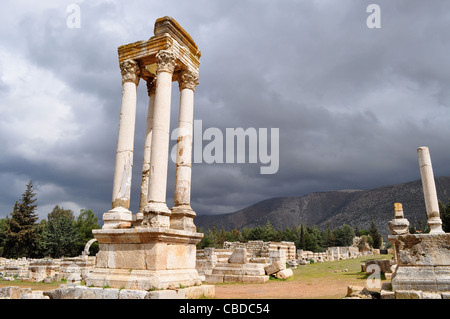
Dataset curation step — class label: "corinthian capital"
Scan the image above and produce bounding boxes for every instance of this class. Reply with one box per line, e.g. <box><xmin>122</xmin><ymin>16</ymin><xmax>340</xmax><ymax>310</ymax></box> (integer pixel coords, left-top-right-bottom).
<box><xmin>178</xmin><ymin>69</ymin><xmax>199</xmax><ymax>91</ymax></box>
<box><xmin>156</xmin><ymin>50</ymin><xmax>177</xmax><ymax>74</ymax></box>
<box><xmin>120</xmin><ymin>59</ymin><xmax>140</xmax><ymax>85</ymax></box>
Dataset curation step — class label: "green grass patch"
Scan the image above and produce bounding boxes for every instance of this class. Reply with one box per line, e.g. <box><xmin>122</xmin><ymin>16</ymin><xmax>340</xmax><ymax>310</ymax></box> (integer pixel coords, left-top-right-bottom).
<box><xmin>292</xmin><ymin>254</ymin><xmax>393</xmax><ymax>282</ymax></box>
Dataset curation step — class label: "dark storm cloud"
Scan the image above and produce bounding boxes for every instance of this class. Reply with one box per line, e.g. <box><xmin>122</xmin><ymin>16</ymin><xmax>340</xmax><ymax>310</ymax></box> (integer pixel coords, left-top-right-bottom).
<box><xmin>1</xmin><ymin>0</ymin><xmax>450</xmax><ymax>220</ymax></box>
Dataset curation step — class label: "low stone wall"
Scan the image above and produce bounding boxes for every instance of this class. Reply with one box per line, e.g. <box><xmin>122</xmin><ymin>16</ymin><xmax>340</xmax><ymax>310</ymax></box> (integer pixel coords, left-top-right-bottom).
<box><xmin>0</xmin><ymin>256</ymin><xmax>95</xmax><ymax>283</ymax></box>
<box><xmin>223</xmin><ymin>240</ymin><xmax>296</xmax><ymax>260</ymax></box>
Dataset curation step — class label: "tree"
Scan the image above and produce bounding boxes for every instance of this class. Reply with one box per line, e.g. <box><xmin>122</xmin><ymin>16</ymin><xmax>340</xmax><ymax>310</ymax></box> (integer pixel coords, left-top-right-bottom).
<box><xmin>41</xmin><ymin>206</ymin><xmax>80</xmax><ymax>257</ymax></box>
<box><xmin>0</xmin><ymin>218</ymin><xmax>8</xmax><ymax>257</ymax></box>
<box><xmin>75</xmin><ymin>209</ymin><xmax>101</xmax><ymax>254</ymax></box>
<box><xmin>439</xmin><ymin>200</ymin><xmax>450</xmax><ymax>233</ymax></box>
<box><xmin>299</xmin><ymin>224</ymin><xmax>306</xmax><ymax>250</ymax></box>
<box><xmin>333</xmin><ymin>224</ymin><xmax>354</xmax><ymax>247</ymax></box>
<box><xmin>369</xmin><ymin>220</ymin><xmax>382</xmax><ymax>249</ymax></box>
<box><xmin>3</xmin><ymin>181</ymin><xmax>41</xmax><ymax>258</ymax></box>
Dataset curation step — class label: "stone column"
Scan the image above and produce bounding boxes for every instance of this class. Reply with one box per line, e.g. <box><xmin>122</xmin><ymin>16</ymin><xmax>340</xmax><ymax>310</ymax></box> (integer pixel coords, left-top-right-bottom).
<box><xmin>417</xmin><ymin>146</ymin><xmax>444</xmax><ymax>234</ymax></box>
<box><xmin>103</xmin><ymin>59</ymin><xmax>140</xmax><ymax>229</ymax></box>
<box><xmin>171</xmin><ymin>69</ymin><xmax>199</xmax><ymax>232</ymax></box>
<box><xmin>142</xmin><ymin>50</ymin><xmax>177</xmax><ymax>228</ymax></box>
<box><xmin>137</xmin><ymin>77</ymin><xmax>156</xmax><ymax>223</ymax></box>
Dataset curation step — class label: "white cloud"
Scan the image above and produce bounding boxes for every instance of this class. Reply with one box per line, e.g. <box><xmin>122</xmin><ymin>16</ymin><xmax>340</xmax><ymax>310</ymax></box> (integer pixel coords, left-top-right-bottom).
<box><xmin>0</xmin><ymin>49</ymin><xmax>80</xmax><ymax>161</ymax></box>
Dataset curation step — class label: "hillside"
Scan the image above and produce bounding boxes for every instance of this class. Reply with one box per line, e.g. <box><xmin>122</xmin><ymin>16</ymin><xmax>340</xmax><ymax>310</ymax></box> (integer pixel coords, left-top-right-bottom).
<box><xmin>195</xmin><ymin>176</ymin><xmax>450</xmax><ymax>238</ymax></box>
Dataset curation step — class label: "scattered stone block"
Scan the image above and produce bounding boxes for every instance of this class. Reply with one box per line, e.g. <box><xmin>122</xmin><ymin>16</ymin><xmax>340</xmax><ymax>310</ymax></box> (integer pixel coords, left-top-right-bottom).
<box><xmin>395</xmin><ymin>290</ymin><xmax>423</xmax><ymax>299</ymax></box>
<box><xmin>264</xmin><ymin>261</ymin><xmax>285</xmax><ymax>275</ymax></box>
<box><xmin>275</xmin><ymin>268</ymin><xmax>293</xmax><ymax>280</ymax></box>
<box><xmin>422</xmin><ymin>292</ymin><xmax>442</xmax><ymax>299</ymax></box>
<box><xmin>380</xmin><ymin>290</ymin><xmax>395</xmax><ymax>299</ymax></box>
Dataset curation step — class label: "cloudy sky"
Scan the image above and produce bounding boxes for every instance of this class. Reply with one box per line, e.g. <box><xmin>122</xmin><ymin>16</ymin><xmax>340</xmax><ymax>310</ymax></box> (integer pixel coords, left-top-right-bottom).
<box><xmin>1</xmin><ymin>0</ymin><xmax>450</xmax><ymax>222</ymax></box>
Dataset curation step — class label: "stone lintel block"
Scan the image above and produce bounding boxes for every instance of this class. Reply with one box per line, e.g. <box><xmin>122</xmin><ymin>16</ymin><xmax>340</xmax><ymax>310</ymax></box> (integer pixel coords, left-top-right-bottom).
<box><xmin>117</xmin><ymin>17</ymin><xmax>200</xmax><ymax>78</ymax></box>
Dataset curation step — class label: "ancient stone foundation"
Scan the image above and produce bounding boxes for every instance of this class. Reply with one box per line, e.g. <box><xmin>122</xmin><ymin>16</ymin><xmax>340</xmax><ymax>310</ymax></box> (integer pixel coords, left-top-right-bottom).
<box><xmin>389</xmin><ymin>233</ymin><xmax>450</xmax><ymax>292</ymax></box>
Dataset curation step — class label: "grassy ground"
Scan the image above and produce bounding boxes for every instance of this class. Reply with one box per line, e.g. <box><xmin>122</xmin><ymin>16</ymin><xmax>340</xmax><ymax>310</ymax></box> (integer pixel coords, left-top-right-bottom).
<box><xmin>0</xmin><ymin>279</ymin><xmax>63</xmax><ymax>291</ymax></box>
<box><xmin>293</xmin><ymin>254</ymin><xmax>392</xmax><ymax>281</ymax></box>
<box><xmin>214</xmin><ymin>254</ymin><xmax>393</xmax><ymax>299</ymax></box>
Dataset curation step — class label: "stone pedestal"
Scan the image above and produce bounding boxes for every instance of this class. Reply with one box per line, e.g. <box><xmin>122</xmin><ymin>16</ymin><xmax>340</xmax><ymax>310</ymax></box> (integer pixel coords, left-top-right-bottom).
<box><xmin>85</xmin><ymin>227</ymin><xmax>204</xmax><ymax>290</ymax></box>
<box><xmin>389</xmin><ymin>233</ymin><xmax>450</xmax><ymax>292</ymax></box>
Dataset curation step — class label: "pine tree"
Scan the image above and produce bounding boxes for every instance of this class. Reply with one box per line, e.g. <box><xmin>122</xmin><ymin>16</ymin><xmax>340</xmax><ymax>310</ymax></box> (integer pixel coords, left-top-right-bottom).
<box><xmin>438</xmin><ymin>200</ymin><xmax>450</xmax><ymax>233</ymax></box>
<box><xmin>299</xmin><ymin>224</ymin><xmax>306</xmax><ymax>250</ymax></box>
<box><xmin>41</xmin><ymin>206</ymin><xmax>80</xmax><ymax>258</ymax></box>
<box><xmin>4</xmin><ymin>181</ymin><xmax>41</xmax><ymax>258</ymax></box>
<box><xmin>369</xmin><ymin>220</ymin><xmax>382</xmax><ymax>249</ymax></box>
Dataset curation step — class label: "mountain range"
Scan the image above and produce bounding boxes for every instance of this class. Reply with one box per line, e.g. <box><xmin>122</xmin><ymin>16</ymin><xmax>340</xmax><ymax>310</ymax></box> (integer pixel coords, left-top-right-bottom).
<box><xmin>195</xmin><ymin>176</ymin><xmax>450</xmax><ymax>239</ymax></box>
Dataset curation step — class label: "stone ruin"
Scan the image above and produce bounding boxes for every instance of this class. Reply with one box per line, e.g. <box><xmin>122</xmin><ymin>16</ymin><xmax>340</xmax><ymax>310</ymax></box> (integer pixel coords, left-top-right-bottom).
<box><xmin>223</xmin><ymin>240</ymin><xmax>296</xmax><ymax>260</ymax></box>
<box><xmin>196</xmin><ymin>247</ymin><xmax>291</xmax><ymax>284</ymax></box>
<box><xmin>196</xmin><ymin>239</ymin><xmax>374</xmax><ymax>284</ymax></box>
<box><xmin>385</xmin><ymin>147</ymin><xmax>450</xmax><ymax>299</ymax></box>
<box><xmin>80</xmin><ymin>16</ymin><xmax>213</xmax><ymax>299</ymax></box>
<box><xmin>349</xmin><ymin>146</ymin><xmax>450</xmax><ymax>299</ymax></box>
<box><xmin>0</xmin><ymin>239</ymin><xmax>98</xmax><ymax>284</ymax></box>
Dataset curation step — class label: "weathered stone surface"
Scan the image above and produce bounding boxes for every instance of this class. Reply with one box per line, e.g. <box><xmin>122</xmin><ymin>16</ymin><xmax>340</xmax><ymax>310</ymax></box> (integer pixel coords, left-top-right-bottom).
<box><xmin>364</xmin><ymin>259</ymin><xmax>392</xmax><ymax>274</ymax></box>
<box><xmin>389</xmin><ymin>234</ymin><xmax>450</xmax><ymax>266</ymax></box>
<box><xmin>391</xmin><ymin>266</ymin><xmax>450</xmax><ymax>292</ymax></box>
<box><xmin>228</xmin><ymin>248</ymin><xmax>248</xmax><ymax>264</ymax></box>
<box><xmin>422</xmin><ymin>292</ymin><xmax>442</xmax><ymax>299</ymax></box>
<box><xmin>264</xmin><ymin>261</ymin><xmax>285</xmax><ymax>275</ymax></box>
<box><xmin>346</xmin><ymin>285</ymin><xmax>380</xmax><ymax>299</ymax></box>
<box><xmin>274</xmin><ymin>268</ymin><xmax>293</xmax><ymax>279</ymax></box>
<box><xmin>43</xmin><ymin>284</ymin><xmax>214</xmax><ymax>299</ymax></box>
<box><xmin>395</xmin><ymin>290</ymin><xmax>423</xmax><ymax>299</ymax></box>
<box><xmin>380</xmin><ymin>290</ymin><xmax>395</xmax><ymax>299</ymax></box>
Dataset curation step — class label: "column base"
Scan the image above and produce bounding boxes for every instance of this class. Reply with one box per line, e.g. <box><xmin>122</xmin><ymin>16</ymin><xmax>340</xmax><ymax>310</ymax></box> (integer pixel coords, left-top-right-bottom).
<box><xmin>428</xmin><ymin>217</ymin><xmax>445</xmax><ymax>234</ymax></box>
<box><xmin>102</xmin><ymin>207</ymin><xmax>135</xmax><ymax>229</ymax></box>
<box><xmin>86</xmin><ymin>227</ymin><xmax>204</xmax><ymax>291</ymax></box>
<box><xmin>142</xmin><ymin>202</ymin><xmax>170</xmax><ymax>228</ymax></box>
<box><xmin>170</xmin><ymin>205</ymin><xmax>197</xmax><ymax>232</ymax></box>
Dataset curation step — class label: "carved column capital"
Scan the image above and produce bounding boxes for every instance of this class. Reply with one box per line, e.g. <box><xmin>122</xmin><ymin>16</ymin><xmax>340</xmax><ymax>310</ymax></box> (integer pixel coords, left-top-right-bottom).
<box><xmin>178</xmin><ymin>69</ymin><xmax>199</xmax><ymax>91</ymax></box>
<box><xmin>146</xmin><ymin>77</ymin><xmax>157</xmax><ymax>96</ymax></box>
<box><xmin>156</xmin><ymin>50</ymin><xmax>177</xmax><ymax>74</ymax></box>
<box><xmin>120</xmin><ymin>59</ymin><xmax>140</xmax><ymax>85</ymax></box>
